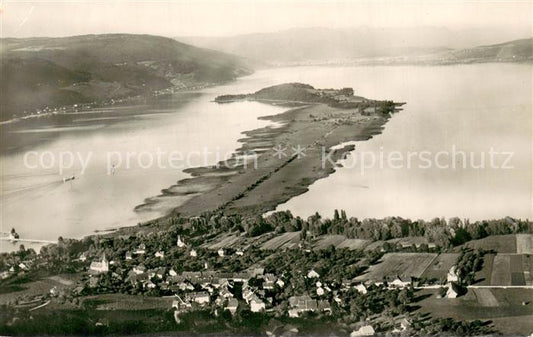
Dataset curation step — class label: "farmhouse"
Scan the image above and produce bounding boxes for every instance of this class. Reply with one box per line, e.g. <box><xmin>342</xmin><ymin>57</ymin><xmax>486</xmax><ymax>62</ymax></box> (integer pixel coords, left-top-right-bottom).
<box><xmin>134</xmin><ymin>244</ymin><xmax>146</xmax><ymax>255</ymax></box>
<box><xmin>355</xmin><ymin>283</ymin><xmax>367</xmax><ymax>294</ymax></box>
<box><xmin>351</xmin><ymin>325</ymin><xmax>375</xmax><ymax>337</ymax></box>
<box><xmin>263</xmin><ymin>273</ymin><xmax>277</xmax><ymax>289</ymax></box>
<box><xmin>447</xmin><ymin>266</ymin><xmax>459</xmax><ymax>282</ymax></box>
<box><xmin>288</xmin><ymin>295</ymin><xmax>318</xmax><ymax>317</ymax></box>
<box><xmin>250</xmin><ymin>297</ymin><xmax>266</xmax><ymax>312</ymax></box>
<box><xmin>446</xmin><ymin>282</ymin><xmax>461</xmax><ymax>298</ymax></box>
<box><xmin>389</xmin><ymin>275</ymin><xmax>413</xmax><ymax>288</ymax></box>
<box><xmin>89</xmin><ymin>254</ymin><xmax>109</xmax><ymax>274</ymax></box>
<box><xmin>189</xmin><ymin>291</ymin><xmax>210</xmax><ymax>305</ymax></box>
<box><xmin>155</xmin><ymin>251</ymin><xmax>165</xmax><ymax>258</ymax></box>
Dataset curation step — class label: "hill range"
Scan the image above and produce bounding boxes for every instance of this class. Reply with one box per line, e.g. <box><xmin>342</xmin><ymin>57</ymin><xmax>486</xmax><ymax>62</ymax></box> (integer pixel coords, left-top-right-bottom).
<box><xmin>0</xmin><ymin>34</ymin><xmax>252</xmax><ymax>121</ymax></box>
<box><xmin>178</xmin><ymin>27</ymin><xmax>533</xmax><ymax>66</ymax></box>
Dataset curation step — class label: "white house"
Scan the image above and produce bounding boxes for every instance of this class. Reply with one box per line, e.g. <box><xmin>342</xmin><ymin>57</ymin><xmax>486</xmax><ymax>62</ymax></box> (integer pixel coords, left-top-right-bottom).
<box><xmin>133</xmin><ymin>265</ymin><xmax>146</xmax><ymax>275</ymax></box>
<box><xmin>192</xmin><ymin>291</ymin><xmax>210</xmax><ymax>305</ymax></box>
<box><xmin>250</xmin><ymin>298</ymin><xmax>266</xmax><ymax>312</ymax></box>
<box><xmin>350</xmin><ymin>325</ymin><xmax>375</xmax><ymax>337</ymax></box>
<box><xmin>177</xmin><ymin>235</ymin><xmax>186</xmax><ymax>248</ymax></box>
<box><xmin>355</xmin><ymin>284</ymin><xmax>368</xmax><ymax>294</ymax></box>
<box><xmin>263</xmin><ymin>274</ymin><xmax>277</xmax><ymax>290</ymax></box>
<box><xmin>447</xmin><ymin>266</ymin><xmax>459</xmax><ymax>282</ymax></box>
<box><xmin>169</xmin><ymin>269</ymin><xmax>178</xmax><ymax>277</ymax></box>
<box><xmin>307</xmin><ymin>269</ymin><xmax>320</xmax><ymax>278</ymax></box>
<box><xmin>446</xmin><ymin>282</ymin><xmax>460</xmax><ymax>298</ymax></box>
<box><xmin>389</xmin><ymin>276</ymin><xmax>411</xmax><ymax>288</ymax></box>
<box><xmin>89</xmin><ymin>254</ymin><xmax>109</xmax><ymax>274</ymax></box>
<box><xmin>125</xmin><ymin>252</ymin><xmax>133</xmax><ymax>260</ymax></box>
<box><xmin>243</xmin><ymin>288</ymin><xmax>255</xmax><ymax>304</ymax></box>
<box><xmin>316</xmin><ymin>287</ymin><xmax>325</xmax><ymax>296</ymax></box>
<box><xmin>134</xmin><ymin>244</ymin><xmax>146</xmax><ymax>255</ymax></box>
<box><xmin>218</xmin><ymin>249</ymin><xmax>225</xmax><ymax>257</ymax></box>
<box><xmin>155</xmin><ymin>251</ymin><xmax>165</xmax><ymax>259</ymax></box>
<box><xmin>190</xmin><ymin>249</ymin><xmax>197</xmax><ymax>257</ymax></box>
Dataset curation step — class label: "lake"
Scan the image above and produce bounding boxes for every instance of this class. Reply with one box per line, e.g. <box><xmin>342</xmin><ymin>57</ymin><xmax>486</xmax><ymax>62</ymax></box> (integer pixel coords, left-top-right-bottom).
<box><xmin>272</xmin><ymin>64</ymin><xmax>532</xmax><ymax>222</ymax></box>
<box><xmin>1</xmin><ymin>63</ymin><xmax>531</xmax><ymax>252</ymax></box>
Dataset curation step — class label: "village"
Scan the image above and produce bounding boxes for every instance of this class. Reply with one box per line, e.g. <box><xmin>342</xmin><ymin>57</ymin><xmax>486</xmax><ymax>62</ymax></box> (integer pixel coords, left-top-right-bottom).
<box><xmin>1</xmin><ymin>211</ymin><xmax>532</xmax><ymax>335</ymax></box>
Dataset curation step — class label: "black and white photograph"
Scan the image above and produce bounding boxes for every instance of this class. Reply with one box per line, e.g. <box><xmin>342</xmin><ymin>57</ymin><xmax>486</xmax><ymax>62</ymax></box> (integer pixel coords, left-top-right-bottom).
<box><xmin>0</xmin><ymin>0</ymin><xmax>532</xmax><ymax>335</ymax></box>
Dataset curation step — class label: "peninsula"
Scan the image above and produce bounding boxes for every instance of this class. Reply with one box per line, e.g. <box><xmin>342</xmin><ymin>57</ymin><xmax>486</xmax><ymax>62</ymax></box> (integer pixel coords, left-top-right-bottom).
<box><xmin>137</xmin><ymin>83</ymin><xmax>403</xmax><ymax>217</ymax></box>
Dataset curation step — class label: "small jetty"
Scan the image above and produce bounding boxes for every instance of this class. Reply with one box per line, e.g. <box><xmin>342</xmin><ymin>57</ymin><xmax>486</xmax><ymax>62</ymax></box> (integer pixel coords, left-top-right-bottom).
<box><xmin>0</xmin><ymin>229</ymin><xmax>56</xmax><ymax>244</ymax></box>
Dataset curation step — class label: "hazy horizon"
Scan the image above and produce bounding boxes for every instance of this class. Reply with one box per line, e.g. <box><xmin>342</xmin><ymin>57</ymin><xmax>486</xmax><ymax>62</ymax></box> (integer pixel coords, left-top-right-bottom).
<box><xmin>1</xmin><ymin>0</ymin><xmax>532</xmax><ymax>40</ymax></box>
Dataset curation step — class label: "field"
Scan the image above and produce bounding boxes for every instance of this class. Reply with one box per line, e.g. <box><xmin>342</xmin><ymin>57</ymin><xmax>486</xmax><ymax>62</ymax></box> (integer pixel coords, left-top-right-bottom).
<box><xmin>475</xmin><ymin>254</ymin><xmax>495</xmax><ymax>285</ymax></box>
<box><xmin>336</xmin><ymin>238</ymin><xmax>370</xmax><ymax>250</ymax></box>
<box><xmin>472</xmin><ymin>288</ymin><xmax>499</xmax><ymax>307</ymax></box>
<box><xmin>420</xmin><ymin>253</ymin><xmax>459</xmax><ymax>281</ymax></box>
<box><xmin>476</xmin><ymin>254</ymin><xmax>533</xmax><ymax>286</ymax></box>
<box><xmin>203</xmin><ymin>234</ymin><xmax>242</xmax><ymax>249</ymax></box>
<box><xmin>388</xmin><ymin>237</ymin><xmax>431</xmax><ymax>247</ymax></box>
<box><xmin>261</xmin><ymin>232</ymin><xmax>300</xmax><ymax>250</ymax></box>
<box><xmin>416</xmin><ymin>288</ymin><xmax>533</xmax><ymax>335</ymax></box>
<box><xmin>312</xmin><ymin>235</ymin><xmax>369</xmax><ymax>250</ymax></box>
<box><xmin>517</xmin><ymin>234</ymin><xmax>533</xmax><ymax>254</ymax></box>
<box><xmin>463</xmin><ymin>234</ymin><xmax>533</xmax><ymax>254</ymax></box>
<box><xmin>0</xmin><ymin>273</ymin><xmax>82</xmax><ymax>306</ymax></box>
<box><xmin>82</xmin><ymin>294</ymin><xmax>174</xmax><ymax>310</ymax></box>
<box><xmin>355</xmin><ymin>253</ymin><xmax>437</xmax><ymax>282</ymax></box>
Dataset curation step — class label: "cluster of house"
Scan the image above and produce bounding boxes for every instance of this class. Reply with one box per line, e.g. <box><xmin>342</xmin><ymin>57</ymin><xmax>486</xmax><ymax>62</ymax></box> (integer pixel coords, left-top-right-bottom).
<box><xmin>0</xmin><ymin>261</ymin><xmax>31</xmax><ymax>280</ymax></box>
<box><xmin>84</xmin><ymin>244</ymin><xmax>342</xmax><ymax>317</ymax></box>
<box><xmin>315</xmin><ymin>87</ymin><xmax>363</xmax><ymax>104</ymax></box>
<box><xmin>82</xmin><ymin>234</ymin><xmax>460</xmax><ymax>320</ymax></box>
<box><xmin>352</xmin><ymin>264</ymin><xmax>461</xmax><ymax>299</ymax></box>
<box><xmin>165</xmin><ymin>268</ymin><xmax>277</xmax><ymax>314</ymax></box>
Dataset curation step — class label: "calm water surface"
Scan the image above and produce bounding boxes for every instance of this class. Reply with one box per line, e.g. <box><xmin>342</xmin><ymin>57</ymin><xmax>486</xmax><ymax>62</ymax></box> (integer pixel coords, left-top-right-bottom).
<box><xmin>0</xmin><ymin>76</ymin><xmax>287</xmax><ymax>252</ymax></box>
<box><xmin>273</xmin><ymin>64</ymin><xmax>532</xmax><ymax>221</ymax></box>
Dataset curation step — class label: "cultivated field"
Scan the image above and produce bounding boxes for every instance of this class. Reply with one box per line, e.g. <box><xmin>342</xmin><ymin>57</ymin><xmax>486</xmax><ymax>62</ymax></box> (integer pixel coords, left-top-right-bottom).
<box><xmin>517</xmin><ymin>234</ymin><xmax>533</xmax><ymax>254</ymax></box>
<box><xmin>472</xmin><ymin>288</ymin><xmax>499</xmax><ymax>307</ymax></box>
<box><xmin>416</xmin><ymin>288</ymin><xmax>533</xmax><ymax>335</ymax></box>
<box><xmin>355</xmin><ymin>253</ymin><xmax>438</xmax><ymax>282</ymax></box>
<box><xmin>464</xmin><ymin>234</ymin><xmax>533</xmax><ymax>254</ymax></box>
<box><xmin>261</xmin><ymin>231</ymin><xmax>300</xmax><ymax>250</ymax></box>
<box><xmin>203</xmin><ymin>234</ymin><xmax>242</xmax><ymax>249</ymax></box>
<box><xmin>83</xmin><ymin>294</ymin><xmax>174</xmax><ymax>310</ymax></box>
<box><xmin>312</xmin><ymin>235</ymin><xmax>369</xmax><ymax>250</ymax></box>
<box><xmin>475</xmin><ymin>254</ymin><xmax>533</xmax><ymax>286</ymax></box>
<box><xmin>388</xmin><ymin>237</ymin><xmax>431</xmax><ymax>247</ymax></box>
<box><xmin>336</xmin><ymin>238</ymin><xmax>370</xmax><ymax>250</ymax></box>
<box><xmin>420</xmin><ymin>253</ymin><xmax>459</xmax><ymax>281</ymax></box>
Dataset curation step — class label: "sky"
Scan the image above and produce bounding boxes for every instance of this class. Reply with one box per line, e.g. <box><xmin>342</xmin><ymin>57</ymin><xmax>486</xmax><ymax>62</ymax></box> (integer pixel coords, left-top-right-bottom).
<box><xmin>1</xmin><ymin>0</ymin><xmax>532</xmax><ymax>38</ymax></box>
